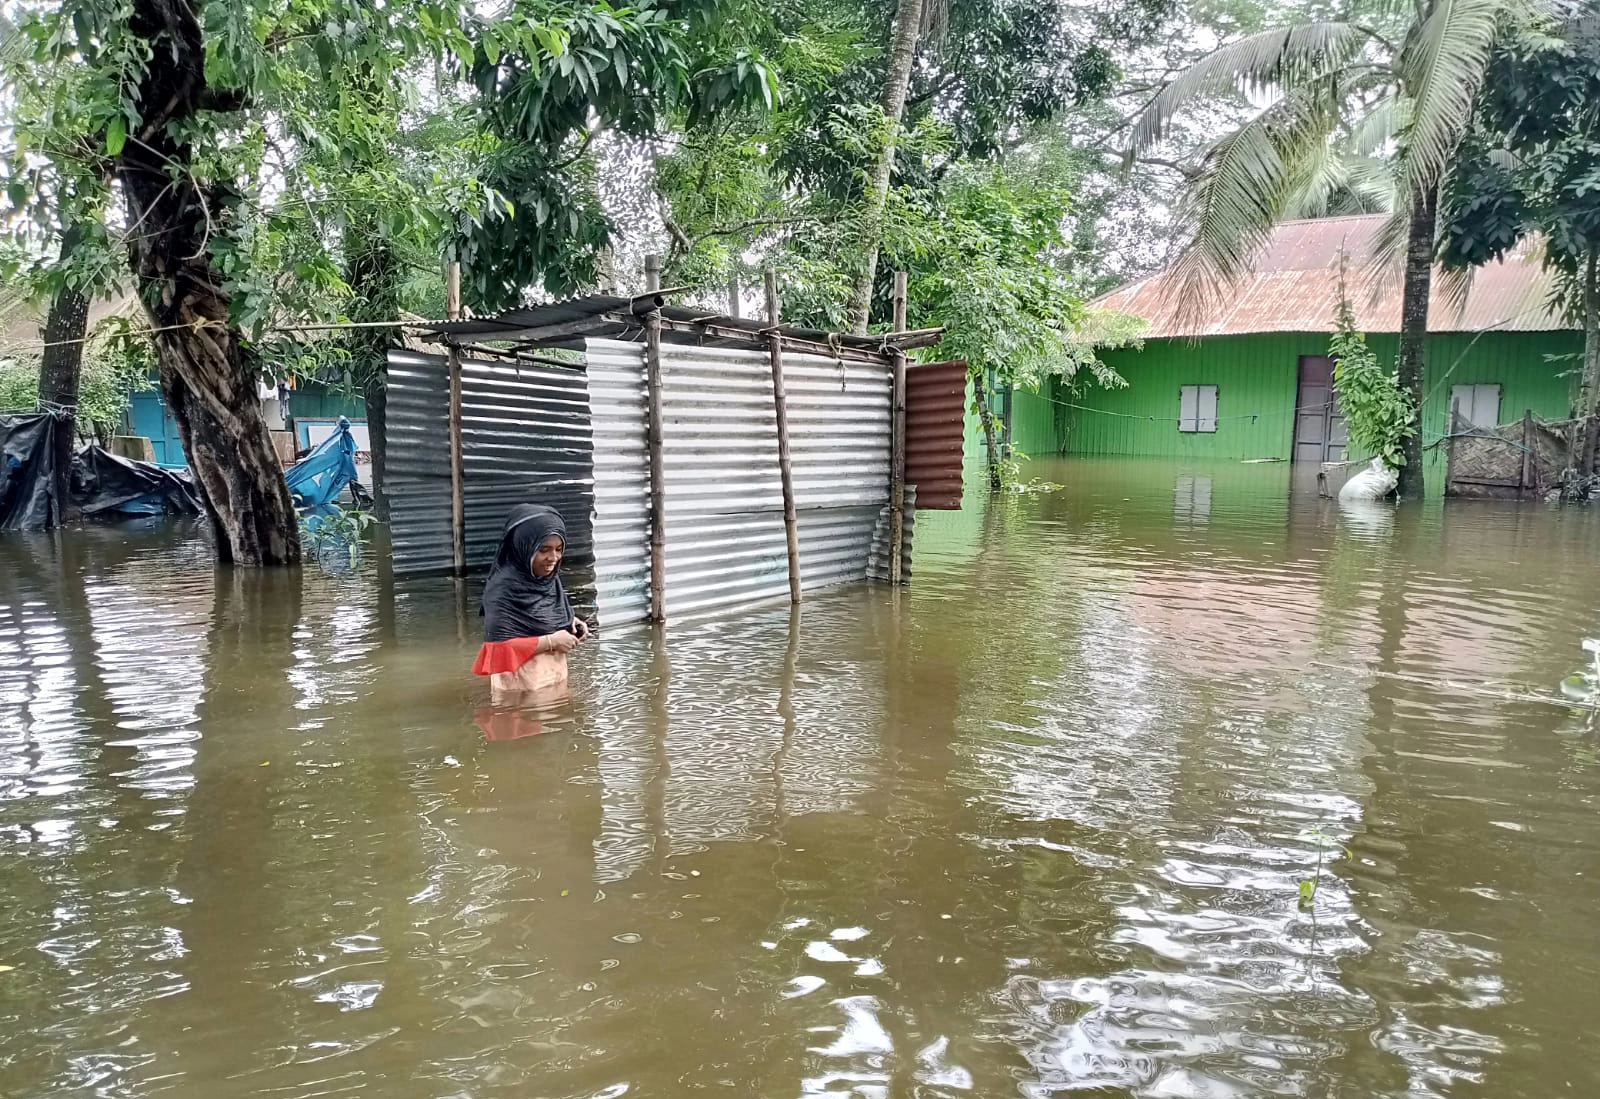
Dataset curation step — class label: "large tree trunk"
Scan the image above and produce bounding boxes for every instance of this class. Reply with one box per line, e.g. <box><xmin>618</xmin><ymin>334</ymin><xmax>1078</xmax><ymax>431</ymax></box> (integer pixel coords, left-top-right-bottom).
<box><xmin>844</xmin><ymin>0</ymin><xmax>925</xmax><ymax>335</ymax></box>
<box><xmin>117</xmin><ymin>0</ymin><xmax>299</xmax><ymax>565</ymax></box>
<box><xmin>1578</xmin><ymin>249</ymin><xmax>1600</xmax><ymax>477</ymax></box>
<box><xmin>37</xmin><ymin>226</ymin><xmax>90</xmax><ymax>525</ymax></box>
<box><xmin>1394</xmin><ymin>187</ymin><xmax>1436</xmax><ymax>501</ymax></box>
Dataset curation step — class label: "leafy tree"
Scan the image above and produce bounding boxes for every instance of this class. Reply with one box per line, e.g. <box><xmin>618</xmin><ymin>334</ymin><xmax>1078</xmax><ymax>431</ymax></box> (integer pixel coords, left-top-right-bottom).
<box><xmin>1127</xmin><ymin>0</ymin><xmax>1549</xmax><ymax>500</ymax></box>
<box><xmin>1330</xmin><ymin>272</ymin><xmax>1414</xmax><ymax>469</ymax></box>
<box><xmin>461</xmin><ymin>0</ymin><xmax>779</xmax><ymax>310</ymax></box>
<box><xmin>1439</xmin><ymin>15</ymin><xmax>1600</xmax><ymax>477</ymax></box>
<box><xmin>1</xmin><ymin>0</ymin><xmax>460</xmax><ymax>561</ymax></box>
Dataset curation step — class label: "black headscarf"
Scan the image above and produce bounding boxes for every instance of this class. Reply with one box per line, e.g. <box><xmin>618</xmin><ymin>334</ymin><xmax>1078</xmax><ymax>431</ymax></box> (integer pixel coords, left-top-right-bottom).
<box><xmin>480</xmin><ymin>504</ymin><xmax>576</xmax><ymax>642</ymax></box>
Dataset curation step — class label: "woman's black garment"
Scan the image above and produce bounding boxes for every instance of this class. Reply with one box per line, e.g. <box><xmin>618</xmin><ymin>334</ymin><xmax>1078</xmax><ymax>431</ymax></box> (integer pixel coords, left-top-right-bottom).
<box><xmin>480</xmin><ymin>504</ymin><xmax>575</xmax><ymax>642</ymax></box>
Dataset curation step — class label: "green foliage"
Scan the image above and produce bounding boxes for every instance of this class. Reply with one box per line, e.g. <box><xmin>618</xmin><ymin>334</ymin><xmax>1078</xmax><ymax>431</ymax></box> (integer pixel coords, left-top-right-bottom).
<box><xmin>0</xmin><ymin>313</ymin><xmax>155</xmax><ymax>435</ymax></box>
<box><xmin>882</xmin><ymin>159</ymin><xmax>1129</xmax><ymax>392</ymax></box>
<box><xmin>1439</xmin><ymin>24</ymin><xmax>1600</xmax><ymax>312</ymax></box>
<box><xmin>1330</xmin><ymin>285</ymin><xmax>1415</xmax><ymax>469</ymax></box>
<box><xmin>299</xmin><ymin>503</ymin><xmax>376</xmax><ymax>567</ymax></box>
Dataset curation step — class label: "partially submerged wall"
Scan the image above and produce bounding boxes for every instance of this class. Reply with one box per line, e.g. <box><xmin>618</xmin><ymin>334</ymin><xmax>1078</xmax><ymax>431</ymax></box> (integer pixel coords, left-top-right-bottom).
<box><xmin>387</xmin><ymin>338</ymin><xmax>939</xmax><ymax>627</ymax></box>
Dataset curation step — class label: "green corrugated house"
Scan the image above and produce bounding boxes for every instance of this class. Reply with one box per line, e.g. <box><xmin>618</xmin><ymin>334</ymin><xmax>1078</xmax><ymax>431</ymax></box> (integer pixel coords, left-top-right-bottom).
<box><xmin>1010</xmin><ymin>215</ymin><xmax>1580</xmax><ymax>484</ymax></box>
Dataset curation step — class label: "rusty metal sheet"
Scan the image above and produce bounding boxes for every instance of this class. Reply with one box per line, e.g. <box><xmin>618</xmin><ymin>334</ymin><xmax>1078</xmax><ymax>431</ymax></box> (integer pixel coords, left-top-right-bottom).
<box><xmin>1095</xmin><ymin>215</ymin><xmax>1569</xmax><ymax>338</ymax></box>
<box><xmin>904</xmin><ymin>359</ymin><xmax>968</xmax><ymax>510</ymax></box>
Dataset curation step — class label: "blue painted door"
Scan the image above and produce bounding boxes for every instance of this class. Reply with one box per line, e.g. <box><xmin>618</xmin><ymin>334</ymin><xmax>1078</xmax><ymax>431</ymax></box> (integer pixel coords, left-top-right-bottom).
<box><xmin>126</xmin><ymin>390</ymin><xmax>187</xmax><ymax>467</ymax></box>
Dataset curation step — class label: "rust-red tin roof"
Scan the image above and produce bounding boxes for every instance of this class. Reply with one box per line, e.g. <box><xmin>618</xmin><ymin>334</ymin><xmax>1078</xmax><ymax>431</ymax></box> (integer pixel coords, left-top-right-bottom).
<box><xmin>1094</xmin><ymin>215</ymin><xmax>1570</xmax><ymax>338</ymax></box>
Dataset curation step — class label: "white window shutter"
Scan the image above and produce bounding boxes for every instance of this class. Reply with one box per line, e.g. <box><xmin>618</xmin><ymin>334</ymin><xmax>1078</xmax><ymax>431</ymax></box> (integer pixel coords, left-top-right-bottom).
<box><xmin>1179</xmin><ymin>385</ymin><xmax>1198</xmax><ymax>432</ymax></box>
<box><xmin>1198</xmin><ymin>385</ymin><xmax>1218</xmax><ymax>432</ymax></box>
<box><xmin>1474</xmin><ymin>384</ymin><xmax>1501</xmax><ymax>429</ymax></box>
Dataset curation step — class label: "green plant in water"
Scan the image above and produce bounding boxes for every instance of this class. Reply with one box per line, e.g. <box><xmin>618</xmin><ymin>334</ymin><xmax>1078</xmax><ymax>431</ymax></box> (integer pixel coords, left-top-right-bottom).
<box><xmin>1331</xmin><ymin>263</ymin><xmax>1416</xmax><ymax>470</ymax></box>
<box><xmin>298</xmin><ymin>504</ymin><xmax>374</xmax><ymax>566</ymax></box>
<box><xmin>1297</xmin><ymin>822</ymin><xmax>1347</xmax><ymax>912</ymax></box>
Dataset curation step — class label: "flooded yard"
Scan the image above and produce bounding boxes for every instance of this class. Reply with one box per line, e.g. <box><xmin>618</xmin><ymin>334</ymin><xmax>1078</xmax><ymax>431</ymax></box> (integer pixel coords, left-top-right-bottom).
<box><xmin>4</xmin><ymin>457</ymin><xmax>1600</xmax><ymax>1099</ymax></box>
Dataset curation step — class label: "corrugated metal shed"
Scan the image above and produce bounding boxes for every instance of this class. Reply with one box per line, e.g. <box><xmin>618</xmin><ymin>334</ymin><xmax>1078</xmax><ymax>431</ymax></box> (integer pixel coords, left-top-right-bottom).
<box><xmin>904</xmin><ymin>359</ymin><xmax>968</xmax><ymax>509</ymax></box>
<box><xmin>1096</xmin><ymin>215</ymin><xmax>1570</xmax><ymax>337</ymax></box>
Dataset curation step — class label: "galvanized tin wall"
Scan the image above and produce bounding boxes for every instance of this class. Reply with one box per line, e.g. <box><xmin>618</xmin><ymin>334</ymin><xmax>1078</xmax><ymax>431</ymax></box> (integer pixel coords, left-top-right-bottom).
<box><xmin>657</xmin><ymin>343</ymin><xmax>790</xmax><ymax>617</ymax></box>
<box><xmin>385</xmin><ymin>350</ymin><xmax>596</xmax><ymax>609</ymax></box>
<box><xmin>584</xmin><ymin>339</ymin><xmax>651</xmax><ymax>627</ymax></box>
<box><xmin>390</xmin><ymin>338</ymin><xmax>902</xmax><ymax>625</ymax></box>
<box><xmin>782</xmin><ymin>349</ymin><xmax>893</xmax><ymax>592</ymax></box>
<box><xmin>384</xmin><ymin>350</ymin><xmax>453</xmax><ymax>576</ymax></box>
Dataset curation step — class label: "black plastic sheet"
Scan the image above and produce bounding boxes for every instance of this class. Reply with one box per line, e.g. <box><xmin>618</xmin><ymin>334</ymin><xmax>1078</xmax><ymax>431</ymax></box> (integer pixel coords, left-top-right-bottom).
<box><xmin>71</xmin><ymin>445</ymin><xmax>202</xmax><ymax>518</ymax></box>
<box><xmin>0</xmin><ymin>412</ymin><xmax>67</xmax><ymax>530</ymax></box>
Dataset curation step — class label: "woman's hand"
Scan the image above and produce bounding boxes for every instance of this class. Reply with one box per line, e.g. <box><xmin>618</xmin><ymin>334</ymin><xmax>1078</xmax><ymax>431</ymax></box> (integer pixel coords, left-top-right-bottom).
<box><xmin>571</xmin><ymin>617</ymin><xmax>589</xmax><ymax>642</ymax></box>
<box><xmin>541</xmin><ymin>630</ymin><xmax>579</xmax><ymax>654</ymax></box>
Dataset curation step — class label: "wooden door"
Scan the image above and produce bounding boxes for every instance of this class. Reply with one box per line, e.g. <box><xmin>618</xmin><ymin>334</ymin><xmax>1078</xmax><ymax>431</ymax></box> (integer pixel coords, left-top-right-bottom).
<box><xmin>1293</xmin><ymin>355</ymin><xmax>1347</xmax><ymax>464</ymax></box>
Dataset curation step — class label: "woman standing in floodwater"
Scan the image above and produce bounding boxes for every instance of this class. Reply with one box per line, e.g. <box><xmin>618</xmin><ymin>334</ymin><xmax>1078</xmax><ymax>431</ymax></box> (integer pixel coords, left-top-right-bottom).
<box><xmin>473</xmin><ymin>504</ymin><xmax>587</xmax><ymax>696</ymax></box>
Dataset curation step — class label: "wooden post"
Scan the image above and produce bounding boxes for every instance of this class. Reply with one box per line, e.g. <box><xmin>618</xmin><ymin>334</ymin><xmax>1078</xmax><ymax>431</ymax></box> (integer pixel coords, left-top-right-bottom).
<box><xmin>446</xmin><ymin>260</ymin><xmax>466</xmax><ymax>577</ymax></box>
<box><xmin>1521</xmin><ymin>408</ymin><xmax>1535</xmax><ymax>497</ymax></box>
<box><xmin>767</xmin><ymin>270</ymin><xmax>802</xmax><ymax>604</ymax></box>
<box><xmin>644</xmin><ymin>254</ymin><xmax>667</xmax><ymax>623</ymax></box>
<box><xmin>888</xmin><ymin>270</ymin><xmax>908</xmax><ymax>586</ymax></box>
<box><xmin>729</xmin><ymin>272</ymin><xmax>741</xmax><ymax>320</ymax></box>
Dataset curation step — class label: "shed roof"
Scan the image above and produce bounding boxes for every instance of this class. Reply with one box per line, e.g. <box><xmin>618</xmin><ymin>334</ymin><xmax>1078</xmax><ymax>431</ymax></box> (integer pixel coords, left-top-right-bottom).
<box><xmin>1094</xmin><ymin>215</ymin><xmax>1571</xmax><ymax>338</ymax></box>
<box><xmin>411</xmin><ymin>292</ymin><xmax>943</xmax><ymax>362</ymax></box>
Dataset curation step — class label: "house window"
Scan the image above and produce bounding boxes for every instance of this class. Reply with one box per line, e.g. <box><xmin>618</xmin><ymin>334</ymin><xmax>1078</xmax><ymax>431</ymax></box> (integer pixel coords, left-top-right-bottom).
<box><xmin>1449</xmin><ymin>384</ymin><xmax>1502</xmax><ymax>431</ymax></box>
<box><xmin>1179</xmin><ymin>385</ymin><xmax>1218</xmax><ymax>432</ymax></box>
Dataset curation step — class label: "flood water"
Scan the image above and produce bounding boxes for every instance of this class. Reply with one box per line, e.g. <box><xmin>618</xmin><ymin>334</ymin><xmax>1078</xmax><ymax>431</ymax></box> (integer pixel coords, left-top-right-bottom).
<box><xmin>4</xmin><ymin>457</ymin><xmax>1600</xmax><ymax>1099</ymax></box>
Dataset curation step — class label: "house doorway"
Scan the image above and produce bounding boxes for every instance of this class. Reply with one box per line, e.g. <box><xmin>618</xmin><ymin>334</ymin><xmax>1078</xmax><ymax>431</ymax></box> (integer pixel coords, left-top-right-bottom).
<box><xmin>1293</xmin><ymin>355</ymin><xmax>1348</xmax><ymax>463</ymax></box>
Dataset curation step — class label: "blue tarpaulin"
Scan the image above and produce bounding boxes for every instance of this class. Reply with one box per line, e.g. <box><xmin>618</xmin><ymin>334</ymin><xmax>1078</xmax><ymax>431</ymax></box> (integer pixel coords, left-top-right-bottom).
<box><xmin>284</xmin><ymin>416</ymin><xmax>358</xmax><ymax>510</ymax></box>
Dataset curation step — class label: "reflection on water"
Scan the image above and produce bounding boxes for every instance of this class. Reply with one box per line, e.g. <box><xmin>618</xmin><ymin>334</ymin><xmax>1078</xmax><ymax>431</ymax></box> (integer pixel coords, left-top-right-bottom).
<box><xmin>4</xmin><ymin>459</ymin><xmax>1600</xmax><ymax>1098</ymax></box>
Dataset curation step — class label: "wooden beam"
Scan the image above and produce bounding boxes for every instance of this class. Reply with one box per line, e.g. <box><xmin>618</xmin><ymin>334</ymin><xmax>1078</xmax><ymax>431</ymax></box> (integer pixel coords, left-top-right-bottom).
<box><xmin>446</xmin><ymin>261</ymin><xmax>466</xmax><ymax>578</ymax></box>
<box><xmin>644</xmin><ymin>254</ymin><xmax>667</xmax><ymax>623</ymax></box>
<box><xmin>767</xmin><ymin>270</ymin><xmax>802</xmax><ymax>605</ymax></box>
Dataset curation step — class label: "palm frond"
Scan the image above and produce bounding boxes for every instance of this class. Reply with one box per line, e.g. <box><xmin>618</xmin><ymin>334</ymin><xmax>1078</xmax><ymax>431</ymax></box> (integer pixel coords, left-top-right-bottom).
<box><xmin>1164</xmin><ymin>82</ymin><xmax>1346</xmax><ymax>329</ymax></box>
<box><xmin>1128</xmin><ymin>23</ymin><xmax>1374</xmax><ymax>155</ymax></box>
<box><xmin>1435</xmin><ymin>260</ymin><xmax>1475</xmax><ymax>320</ymax></box>
<box><xmin>1363</xmin><ymin>196</ymin><xmax>1433</xmax><ymax>314</ymax></box>
<box><xmin>1396</xmin><ymin>0</ymin><xmax>1551</xmax><ymax>197</ymax></box>
<box><xmin>1346</xmin><ymin>95</ymin><xmax>1407</xmax><ymax>157</ymax></box>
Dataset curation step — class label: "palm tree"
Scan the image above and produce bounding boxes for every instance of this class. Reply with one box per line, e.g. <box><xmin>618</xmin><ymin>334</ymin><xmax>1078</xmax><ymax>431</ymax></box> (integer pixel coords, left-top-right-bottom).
<box><xmin>1128</xmin><ymin>1</ymin><xmax>1550</xmax><ymax>500</ymax></box>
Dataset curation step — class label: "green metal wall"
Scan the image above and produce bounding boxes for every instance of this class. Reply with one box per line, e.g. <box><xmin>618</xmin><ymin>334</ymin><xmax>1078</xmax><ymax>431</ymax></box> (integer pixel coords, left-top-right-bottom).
<box><xmin>1008</xmin><ymin>381</ymin><xmax>1059</xmax><ymax>456</ymax></box>
<box><xmin>1055</xmin><ymin>331</ymin><xmax>1581</xmax><ymax>469</ymax></box>
<box><xmin>291</xmin><ymin>381</ymin><xmax>367</xmax><ymax>421</ymax></box>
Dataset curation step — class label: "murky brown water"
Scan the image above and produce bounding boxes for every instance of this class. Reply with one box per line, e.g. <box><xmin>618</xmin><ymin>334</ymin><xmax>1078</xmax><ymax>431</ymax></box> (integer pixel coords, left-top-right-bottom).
<box><xmin>4</xmin><ymin>458</ymin><xmax>1600</xmax><ymax>1099</ymax></box>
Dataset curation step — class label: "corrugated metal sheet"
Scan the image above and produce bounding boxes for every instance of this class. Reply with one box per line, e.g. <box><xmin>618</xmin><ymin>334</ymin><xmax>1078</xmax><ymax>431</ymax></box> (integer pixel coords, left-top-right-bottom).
<box><xmin>1096</xmin><ymin>215</ymin><xmax>1570</xmax><ymax>337</ymax></box>
<box><xmin>657</xmin><ymin>343</ymin><xmax>790</xmax><ymax>618</ymax></box>
<box><xmin>905</xmin><ymin>359</ymin><xmax>968</xmax><ymax>509</ymax></box>
<box><xmin>584</xmin><ymin>338</ymin><xmax>651</xmax><ymax>627</ymax></box>
<box><xmin>385</xmin><ymin>350</ymin><xmax>596</xmax><ymax>609</ymax></box>
<box><xmin>866</xmin><ymin>487</ymin><xmax>916</xmax><ymax>582</ymax></box>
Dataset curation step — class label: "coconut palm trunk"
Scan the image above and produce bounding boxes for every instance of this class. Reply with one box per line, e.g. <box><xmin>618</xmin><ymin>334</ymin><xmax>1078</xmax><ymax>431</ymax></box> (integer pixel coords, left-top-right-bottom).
<box><xmin>1395</xmin><ymin>188</ymin><xmax>1436</xmax><ymax>500</ymax></box>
